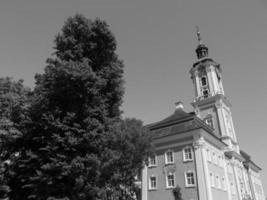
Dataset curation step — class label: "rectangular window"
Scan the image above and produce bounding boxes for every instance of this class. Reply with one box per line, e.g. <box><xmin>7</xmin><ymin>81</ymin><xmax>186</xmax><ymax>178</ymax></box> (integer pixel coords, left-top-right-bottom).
<box><xmin>220</xmin><ymin>156</ymin><xmax>224</xmax><ymax>167</ymax></box>
<box><xmin>206</xmin><ymin>149</ymin><xmax>211</xmax><ymax>162</ymax></box>
<box><xmin>221</xmin><ymin>177</ymin><xmax>226</xmax><ymax>190</ymax></box>
<box><xmin>218</xmin><ymin>155</ymin><xmax>221</xmax><ymax>167</ymax></box>
<box><xmin>149</xmin><ymin>176</ymin><xmax>157</xmax><ymax>190</ymax></box>
<box><xmin>166</xmin><ymin>173</ymin><xmax>175</xmax><ymax>188</ymax></box>
<box><xmin>216</xmin><ymin>175</ymin><xmax>221</xmax><ymax>189</ymax></box>
<box><xmin>183</xmin><ymin>147</ymin><xmax>193</xmax><ymax>162</ymax></box>
<box><xmin>210</xmin><ymin>172</ymin><xmax>215</xmax><ymax>187</ymax></box>
<box><xmin>148</xmin><ymin>155</ymin><xmax>157</xmax><ymax>167</ymax></box>
<box><xmin>185</xmin><ymin>171</ymin><xmax>196</xmax><ymax>187</ymax></box>
<box><xmin>231</xmin><ymin>182</ymin><xmax>236</xmax><ymax>194</ymax></box>
<box><xmin>212</xmin><ymin>152</ymin><xmax>217</xmax><ymax>165</ymax></box>
<box><xmin>165</xmin><ymin>151</ymin><xmax>174</xmax><ymax>164</ymax></box>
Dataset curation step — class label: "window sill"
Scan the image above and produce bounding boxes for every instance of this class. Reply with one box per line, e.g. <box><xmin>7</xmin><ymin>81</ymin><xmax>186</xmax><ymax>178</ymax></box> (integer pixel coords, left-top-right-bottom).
<box><xmin>183</xmin><ymin>159</ymin><xmax>193</xmax><ymax>163</ymax></box>
<box><xmin>185</xmin><ymin>185</ymin><xmax>196</xmax><ymax>188</ymax></box>
<box><xmin>148</xmin><ymin>188</ymin><xmax>157</xmax><ymax>191</ymax></box>
<box><xmin>166</xmin><ymin>186</ymin><xmax>175</xmax><ymax>190</ymax></box>
<box><xmin>165</xmin><ymin>162</ymin><xmax>174</xmax><ymax>166</ymax></box>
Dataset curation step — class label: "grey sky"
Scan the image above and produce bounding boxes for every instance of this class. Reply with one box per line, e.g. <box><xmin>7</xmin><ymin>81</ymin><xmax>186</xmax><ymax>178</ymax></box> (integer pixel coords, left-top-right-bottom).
<box><xmin>1</xmin><ymin>0</ymin><xmax>267</xmax><ymax>193</ymax></box>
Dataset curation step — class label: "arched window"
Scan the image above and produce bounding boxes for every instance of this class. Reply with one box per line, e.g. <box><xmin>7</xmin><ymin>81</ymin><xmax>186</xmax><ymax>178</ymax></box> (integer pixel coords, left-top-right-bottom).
<box><xmin>203</xmin><ymin>89</ymin><xmax>209</xmax><ymax>98</ymax></box>
<box><xmin>204</xmin><ymin>117</ymin><xmax>214</xmax><ymax>129</ymax></box>
<box><xmin>201</xmin><ymin>76</ymin><xmax>207</xmax><ymax>86</ymax></box>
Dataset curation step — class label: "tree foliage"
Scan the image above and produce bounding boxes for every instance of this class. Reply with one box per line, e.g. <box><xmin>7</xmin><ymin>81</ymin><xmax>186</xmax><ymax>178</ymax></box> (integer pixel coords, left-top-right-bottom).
<box><xmin>4</xmin><ymin>14</ymin><xmax>152</xmax><ymax>200</ymax></box>
<box><xmin>0</xmin><ymin>77</ymin><xmax>31</xmax><ymax>199</ymax></box>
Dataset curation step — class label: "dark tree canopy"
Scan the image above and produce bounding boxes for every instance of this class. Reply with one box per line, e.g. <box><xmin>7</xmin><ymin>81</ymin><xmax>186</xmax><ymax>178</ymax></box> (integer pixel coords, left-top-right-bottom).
<box><xmin>0</xmin><ymin>77</ymin><xmax>31</xmax><ymax>199</ymax></box>
<box><xmin>4</xmin><ymin>14</ymin><xmax>152</xmax><ymax>200</ymax></box>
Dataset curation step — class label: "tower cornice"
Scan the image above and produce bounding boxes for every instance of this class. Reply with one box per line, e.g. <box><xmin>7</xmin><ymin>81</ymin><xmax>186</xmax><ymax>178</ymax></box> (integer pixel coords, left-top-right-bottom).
<box><xmin>191</xmin><ymin>94</ymin><xmax>231</xmax><ymax>108</ymax></box>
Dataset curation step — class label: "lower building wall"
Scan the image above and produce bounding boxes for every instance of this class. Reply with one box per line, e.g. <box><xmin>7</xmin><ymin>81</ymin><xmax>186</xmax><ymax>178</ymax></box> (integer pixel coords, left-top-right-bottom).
<box><xmin>147</xmin><ymin>144</ymin><xmax>198</xmax><ymax>200</ymax></box>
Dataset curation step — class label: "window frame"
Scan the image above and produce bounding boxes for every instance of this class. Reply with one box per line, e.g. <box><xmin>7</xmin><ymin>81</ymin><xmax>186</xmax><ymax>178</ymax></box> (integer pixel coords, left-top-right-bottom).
<box><xmin>165</xmin><ymin>150</ymin><xmax>174</xmax><ymax>165</ymax></box>
<box><xmin>212</xmin><ymin>152</ymin><xmax>218</xmax><ymax>165</ymax></box>
<box><xmin>204</xmin><ymin>117</ymin><xmax>214</xmax><ymax>129</ymax></box>
<box><xmin>149</xmin><ymin>175</ymin><xmax>157</xmax><ymax>190</ymax></box>
<box><xmin>206</xmin><ymin>148</ymin><xmax>211</xmax><ymax>162</ymax></box>
<box><xmin>148</xmin><ymin>155</ymin><xmax>157</xmax><ymax>167</ymax></box>
<box><xmin>184</xmin><ymin>171</ymin><xmax>196</xmax><ymax>188</ymax></box>
<box><xmin>183</xmin><ymin>147</ymin><xmax>193</xmax><ymax>162</ymax></box>
<box><xmin>202</xmin><ymin>88</ymin><xmax>209</xmax><ymax>98</ymax></box>
<box><xmin>200</xmin><ymin>76</ymin><xmax>208</xmax><ymax>87</ymax></box>
<box><xmin>221</xmin><ymin>176</ymin><xmax>226</xmax><ymax>190</ymax></box>
<box><xmin>210</xmin><ymin>172</ymin><xmax>215</xmax><ymax>187</ymax></box>
<box><xmin>166</xmin><ymin>172</ymin><xmax>175</xmax><ymax>189</ymax></box>
<box><xmin>215</xmin><ymin>174</ymin><xmax>221</xmax><ymax>189</ymax></box>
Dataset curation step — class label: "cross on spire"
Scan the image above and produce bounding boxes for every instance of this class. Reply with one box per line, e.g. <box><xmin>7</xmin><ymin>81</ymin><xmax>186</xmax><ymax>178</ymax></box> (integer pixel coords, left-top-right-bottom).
<box><xmin>195</xmin><ymin>25</ymin><xmax>203</xmax><ymax>45</ymax></box>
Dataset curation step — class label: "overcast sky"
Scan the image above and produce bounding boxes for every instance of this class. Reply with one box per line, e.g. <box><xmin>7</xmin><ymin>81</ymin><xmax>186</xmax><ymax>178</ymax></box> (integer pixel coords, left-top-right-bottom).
<box><xmin>0</xmin><ymin>0</ymin><xmax>267</xmax><ymax>194</ymax></box>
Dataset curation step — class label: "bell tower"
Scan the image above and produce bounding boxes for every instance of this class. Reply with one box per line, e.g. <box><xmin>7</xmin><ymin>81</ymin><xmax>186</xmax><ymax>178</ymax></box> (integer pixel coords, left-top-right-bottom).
<box><xmin>190</xmin><ymin>27</ymin><xmax>239</xmax><ymax>152</ymax></box>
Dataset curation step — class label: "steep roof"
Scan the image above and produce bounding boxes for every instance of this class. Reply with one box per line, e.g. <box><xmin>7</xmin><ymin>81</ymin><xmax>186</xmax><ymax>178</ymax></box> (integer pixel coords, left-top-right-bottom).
<box><xmin>149</xmin><ymin>108</ymin><xmax>195</xmax><ymax>129</ymax></box>
<box><xmin>147</xmin><ymin>108</ymin><xmax>215</xmax><ymax>139</ymax></box>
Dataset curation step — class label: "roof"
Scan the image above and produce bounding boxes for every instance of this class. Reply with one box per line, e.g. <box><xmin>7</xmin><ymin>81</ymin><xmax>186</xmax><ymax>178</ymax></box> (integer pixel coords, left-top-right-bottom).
<box><xmin>149</xmin><ymin>108</ymin><xmax>195</xmax><ymax>130</ymax></box>
<box><xmin>147</xmin><ymin>107</ymin><xmax>217</xmax><ymax>139</ymax></box>
<box><xmin>240</xmin><ymin>150</ymin><xmax>262</xmax><ymax>172</ymax></box>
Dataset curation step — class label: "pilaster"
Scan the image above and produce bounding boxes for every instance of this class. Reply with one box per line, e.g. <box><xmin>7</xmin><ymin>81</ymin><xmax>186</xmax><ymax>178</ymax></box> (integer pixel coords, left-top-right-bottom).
<box><xmin>195</xmin><ymin>74</ymin><xmax>201</xmax><ymax>99</ymax></box>
<box><xmin>193</xmin><ymin>137</ymin><xmax>212</xmax><ymax>200</ymax></box>
<box><xmin>224</xmin><ymin>161</ymin><xmax>232</xmax><ymax>200</ymax></box>
<box><xmin>231</xmin><ymin>160</ymin><xmax>243</xmax><ymax>200</ymax></box>
<box><xmin>141</xmin><ymin>165</ymin><xmax>148</xmax><ymax>200</ymax></box>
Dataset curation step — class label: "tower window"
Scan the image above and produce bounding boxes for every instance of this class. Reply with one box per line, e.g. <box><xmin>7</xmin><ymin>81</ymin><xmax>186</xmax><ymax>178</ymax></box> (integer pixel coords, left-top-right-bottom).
<box><xmin>204</xmin><ymin>118</ymin><xmax>214</xmax><ymax>129</ymax></box>
<box><xmin>203</xmin><ymin>89</ymin><xmax>209</xmax><ymax>98</ymax></box>
<box><xmin>201</xmin><ymin>76</ymin><xmax>207</xmax><ymax>86</ymax></box>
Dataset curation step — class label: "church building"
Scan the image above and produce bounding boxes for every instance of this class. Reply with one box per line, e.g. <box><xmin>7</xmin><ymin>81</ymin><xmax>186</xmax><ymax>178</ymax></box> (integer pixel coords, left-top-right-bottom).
<box><xmin>141</xmin><ymin>29</ymin><xmax>266</xmax><ymax>200</ymax></box>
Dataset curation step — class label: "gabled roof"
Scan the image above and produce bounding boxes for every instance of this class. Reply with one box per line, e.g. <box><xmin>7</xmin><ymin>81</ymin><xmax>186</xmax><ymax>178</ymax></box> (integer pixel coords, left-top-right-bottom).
<box><xmin>149</xmin><ymin>108</ymin><xmax>195</xmax><ymax>130</ymax></box>
<box><xmin>147</xmin><ymin>108</ymin><xmax>216</xmax><ymax>138</ymax></box>
<box><xmin>146</xmin><ymin>107</ymin><xmax>227</xmax><ymax>149</ymax></box>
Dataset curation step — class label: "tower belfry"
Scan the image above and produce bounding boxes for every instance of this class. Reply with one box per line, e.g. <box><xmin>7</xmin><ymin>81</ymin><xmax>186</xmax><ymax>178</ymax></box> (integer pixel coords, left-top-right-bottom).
<box><xmin>190</xmin><ymin>29</ymin><xmax>238</xmax><ymax>151</ymax></box>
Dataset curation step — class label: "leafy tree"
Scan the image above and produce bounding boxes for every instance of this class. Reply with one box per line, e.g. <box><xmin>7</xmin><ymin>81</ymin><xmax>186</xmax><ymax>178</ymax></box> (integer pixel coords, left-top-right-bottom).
<box><xmin>0</xmin><ymin>77</ymin><xmax>31</xmax><ymax>199</ymax></box>
<box><xmin>5</xmin><ymin>14</ymin><xmax>151</xmax><ymax>200</ymax></box>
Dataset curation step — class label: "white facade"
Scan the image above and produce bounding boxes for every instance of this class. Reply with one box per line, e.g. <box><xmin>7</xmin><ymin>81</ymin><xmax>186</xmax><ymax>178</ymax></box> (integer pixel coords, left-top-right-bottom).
<box><xmin>141</xmin><ymin>35</ymin><xmax>265</xmax><ymax>200</ymax></box>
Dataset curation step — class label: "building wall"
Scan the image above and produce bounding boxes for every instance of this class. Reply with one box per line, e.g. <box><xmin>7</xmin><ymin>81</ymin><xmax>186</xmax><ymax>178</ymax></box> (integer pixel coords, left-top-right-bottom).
<box><xmin>146</xmin><ymin>133</ymin><xmax>198</xmax><ymax>200</ymax></box>
<box><xmin>198</xmin><ymin>105</ymin><xmax>220</xmax><ymax>137</ymax></box>
<box><xmin>250</xmin><ymin>170</ymin><xmax>265</xmax><ymax>200</ymax></box>
<box><xmin>204</xmin><ymin>142</ymin><xmax>229</xmax><ymax>200</ymax></box>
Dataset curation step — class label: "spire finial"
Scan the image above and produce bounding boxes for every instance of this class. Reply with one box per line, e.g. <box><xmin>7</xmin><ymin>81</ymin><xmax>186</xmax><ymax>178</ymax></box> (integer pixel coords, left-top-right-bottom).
<box><xmin>195</xmin><ymin>25</ymin><xmax>202</xmax><ymax>45</ymax></box>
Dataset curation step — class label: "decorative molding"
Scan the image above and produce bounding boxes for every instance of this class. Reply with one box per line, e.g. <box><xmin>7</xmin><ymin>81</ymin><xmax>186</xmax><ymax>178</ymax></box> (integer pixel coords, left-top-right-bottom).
<box><xmin>193</xmin><ymin>137</ymin><xmax>205</xmax><ymax>150</ymax></box>
<box><xmin>215</xmin><ymin>101</ymin><xmax>223</xmax><ymax>109</ymax></box>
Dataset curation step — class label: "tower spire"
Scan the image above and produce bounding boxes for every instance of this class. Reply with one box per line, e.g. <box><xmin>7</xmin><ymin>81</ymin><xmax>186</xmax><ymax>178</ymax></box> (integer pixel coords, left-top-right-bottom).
<box><xmin>195</xmin><ymin>26</ymin><xmax>208</xmax><ymax>59</ymax></box>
